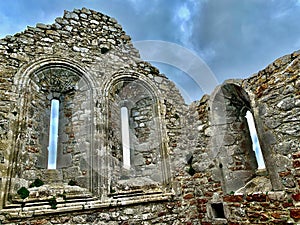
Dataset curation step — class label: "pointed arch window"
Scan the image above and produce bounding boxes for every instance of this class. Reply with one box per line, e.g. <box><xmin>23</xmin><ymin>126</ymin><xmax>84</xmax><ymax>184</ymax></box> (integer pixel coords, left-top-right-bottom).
<box><xmin>19</xmin><ymin>65</ymin><xmax>93</xmax><ymax>190</ymax></box>
<box><xmin>107</xmin><ymin>77</ymin><xmax>171</xmax><ymax>195</ymax></box>
<box><xmin>210</xmin><ymin>83</ymin><xmax>277</xmax><ymax>193</ymax></box>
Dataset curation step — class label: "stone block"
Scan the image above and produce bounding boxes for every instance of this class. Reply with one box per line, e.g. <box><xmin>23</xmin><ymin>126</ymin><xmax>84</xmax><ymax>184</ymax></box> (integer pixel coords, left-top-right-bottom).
<box><xmin>290</xmin><ymin>208</ymin><xmax>300</xmax><ymax>219</ymax></box>
<box><xmin>223</xmin><ymin>194</ymin><xmax>243</xmax><ymax>202</ymax></box>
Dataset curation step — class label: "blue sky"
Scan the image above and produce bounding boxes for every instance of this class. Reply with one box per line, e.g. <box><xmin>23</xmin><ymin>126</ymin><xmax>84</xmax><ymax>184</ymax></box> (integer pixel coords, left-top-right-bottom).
<box><xmin>48</xmin><ymin>99</ymin><xmax>59</xmax><ymax>169</ymax></box>
<box><xmin>1</xmin><ymin>0</ymin><xmax>300</xmax><ymax>102</ymax></box>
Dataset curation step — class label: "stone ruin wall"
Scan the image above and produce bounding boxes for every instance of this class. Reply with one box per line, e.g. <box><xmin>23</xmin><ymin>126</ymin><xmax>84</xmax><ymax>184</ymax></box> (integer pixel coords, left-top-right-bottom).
<box><xmin>0</xmin><ymin>7</ymin><xmax>299</xmax><ymax>225</ymax></box>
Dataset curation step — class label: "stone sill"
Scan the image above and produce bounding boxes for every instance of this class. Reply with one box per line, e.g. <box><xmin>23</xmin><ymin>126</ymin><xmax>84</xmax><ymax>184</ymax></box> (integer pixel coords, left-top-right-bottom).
<box><xmin>1</xmin><ymin>192</ymin><xmax>174</xmax><ymax>220</ymax></box>
<box><xmin>255</xmin><ymin>168</ymin><xmax>268</xmax><ymax>176</ymax></box>
<box><xmin>108</xmin><ymin>188</ymin><xmax>165</xmax><ymax>198</ymax></box>
<box><xmin>212</xmin><ymin>218</ymin><xmax>228</xmax><ymax>224</ymax></box>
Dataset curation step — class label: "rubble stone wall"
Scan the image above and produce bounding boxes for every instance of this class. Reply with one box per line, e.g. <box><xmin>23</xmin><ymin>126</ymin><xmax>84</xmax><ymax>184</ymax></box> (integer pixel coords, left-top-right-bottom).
<box><xmin>0</xmin><ymin>7</ymin><xmax>299</xmax><ymax>225</ymax></box>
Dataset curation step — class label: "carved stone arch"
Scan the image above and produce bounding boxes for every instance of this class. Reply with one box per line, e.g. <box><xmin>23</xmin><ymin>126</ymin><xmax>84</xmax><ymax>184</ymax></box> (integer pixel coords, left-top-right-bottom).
<box><xmin>13</xmin><ymin>57</ymin><xmax>99</xmax><ymax>95</ymax></box>
<box><xmin>6</xmin><ymin>58</ymin><xmax>98</xmax><ymax>203</ymax></box>
<box><xmin>99</xmin><ymin>72</ymin><xmax>171</xmax><ymax>197</ymax></box>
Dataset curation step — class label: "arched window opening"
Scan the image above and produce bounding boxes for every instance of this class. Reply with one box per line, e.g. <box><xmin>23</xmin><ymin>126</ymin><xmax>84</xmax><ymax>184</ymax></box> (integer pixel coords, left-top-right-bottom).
<box><xmin>48</xmin><ymin>99</ymin><xmax>60</xmax><ymax>169</ymax></box>
<box><xmin>245</xmin><ymin>110</ymin><xmax>266</xmax><ymax>169</ymax></box>
<box><xmin>210</xmin><ymin>83</ymin><xmax>273</xmax><ymax>193</ymax></box>
<box><xmin>121</xmin><ymin>106</ymin><xmax>131</xmax><ymax>169</ymax></box>
<box><xmin>108</xmin><ymin>78</ymin><xmax>171</xmax><ymax>195</ymax></box>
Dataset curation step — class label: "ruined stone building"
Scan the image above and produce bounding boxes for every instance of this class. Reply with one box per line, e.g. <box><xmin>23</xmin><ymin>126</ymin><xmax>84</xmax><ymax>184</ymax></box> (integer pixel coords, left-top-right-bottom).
<box><xmin>0</xmin><ymin>8</ymin><xmax>299</xmax><ymax>225</ymax></box>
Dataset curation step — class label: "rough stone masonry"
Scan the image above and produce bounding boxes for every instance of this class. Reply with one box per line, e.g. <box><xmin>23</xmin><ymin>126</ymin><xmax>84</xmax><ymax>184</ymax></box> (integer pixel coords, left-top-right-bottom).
<box><xmin>0</xmin><ymin>8</ymin><xmax>299</xmax><ymax>225</ymax></box>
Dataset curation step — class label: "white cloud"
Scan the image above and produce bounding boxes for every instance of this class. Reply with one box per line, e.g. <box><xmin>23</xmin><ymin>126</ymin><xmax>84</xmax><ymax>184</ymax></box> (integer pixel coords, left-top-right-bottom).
<box><xmin>178</xmin><ymin>5</ymin><xmax>191</xmax><ymax>20</ymax></box>
<box><xmin>173</xmin><ymin>2</ymin><xmax>199</xmax><ymax>50</ymax></box>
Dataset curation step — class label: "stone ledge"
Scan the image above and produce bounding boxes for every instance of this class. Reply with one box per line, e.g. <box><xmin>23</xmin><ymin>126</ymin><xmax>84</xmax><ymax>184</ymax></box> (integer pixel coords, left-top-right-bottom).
<box><xmin>1</xmin><ymin>192</ymin><xmax>174</xmax><ymax>221</ymax></box>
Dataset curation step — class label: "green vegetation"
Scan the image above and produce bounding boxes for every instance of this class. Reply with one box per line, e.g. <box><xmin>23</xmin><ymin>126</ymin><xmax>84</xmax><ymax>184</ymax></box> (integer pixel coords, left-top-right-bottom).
<box><xmin>48</xmin><ymin>196</ymin><xmax>57</xmax><ymax>209</ymax></box>
<box><xmin>187</xmin><ymin>165</ymin><xmax>196</xmax><ymax>176</ymax></box>
<box><xmin>110</xmin><ymin>186</ymin><xmax>116</xmax><ymax>194</ymax></box>
<box><xmin>17</xmin><ymin>187</ymin><xmax>30</xmax><ymax>199</ymax></box>
<box><xmin>29</xmin><ymin>178</ymin><xmax>44</xmax><ymax>188</ymax></box>
<box><xmin>68</xmin><ymin>180</ymin><xmax>78</xmax><ymax>186</ymax></box>
<box><xmin>57</xmin><ymin>191</ymin><xmax>67</xmax><ymax>201</ymax></box>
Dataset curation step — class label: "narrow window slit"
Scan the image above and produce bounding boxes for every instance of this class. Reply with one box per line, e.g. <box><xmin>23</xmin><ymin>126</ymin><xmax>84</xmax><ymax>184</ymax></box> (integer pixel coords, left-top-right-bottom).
<box><xmin>245</xmin><ymin>110</ymin><xmax>266</xmax><ymax>169</ymax></box>
<box><xmin>121</xmin><ymin>107</ymin><xmax>131</xmax><ymax>169</ymax></box>
<box><xmin>48</xmin><ymin>99</ymin><xmax>59</xmax><ymax>169</ymax></box>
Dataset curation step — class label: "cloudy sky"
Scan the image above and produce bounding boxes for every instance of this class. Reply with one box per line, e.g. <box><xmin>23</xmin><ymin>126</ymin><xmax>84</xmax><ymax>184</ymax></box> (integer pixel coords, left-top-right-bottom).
<box><xmin>1</xmin><ymin>0</ymin><xmax>283</xmax><ymax>168</ymax></box>
<box><xmin>1</xmin><ymin>0</ymin><xmax>300</xmax><ymax>102</ymax></box>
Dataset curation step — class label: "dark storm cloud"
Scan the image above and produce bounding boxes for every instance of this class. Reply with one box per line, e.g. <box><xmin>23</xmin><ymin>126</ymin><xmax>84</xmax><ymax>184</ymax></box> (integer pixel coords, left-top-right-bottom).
<box><xmin>190</xmin><ymin>0</ymin><xmax>300</xmax><ymax>80</ymax></box>
<box><xmin>0</xmin><ymin>0</ymin><xmax>197</xmax><ymax>43</ymax></box>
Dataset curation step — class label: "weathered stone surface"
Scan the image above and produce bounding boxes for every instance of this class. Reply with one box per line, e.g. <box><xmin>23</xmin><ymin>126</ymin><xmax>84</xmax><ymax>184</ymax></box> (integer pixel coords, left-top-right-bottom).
<box><xmin>223</xmin><ymin>194</ymin><xmax>243</xmax><ymax>202</ymax></box>
<box><xmin>290</xmin><ymin>208</ymin><xmax>300</xmax><ymax>219</ymax></box>
<box><xmin>0</xmin><ymin>7</ymin><xmax>299</xmax><ymax>225</ymax></box>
